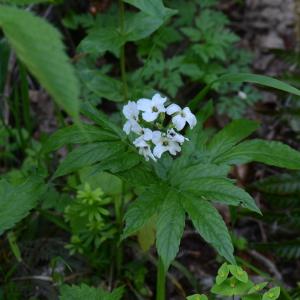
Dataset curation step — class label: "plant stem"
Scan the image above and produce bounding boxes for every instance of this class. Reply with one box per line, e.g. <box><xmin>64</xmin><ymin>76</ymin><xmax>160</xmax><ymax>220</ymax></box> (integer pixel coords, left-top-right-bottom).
<box><xmin>156</xmin><ymin>257</ymin><xmax>166</xmax><ymax>300</ymax></box>
<box><xmin>118</xmin><ymin>0</ymin><xmax>128</xmax><ymax>101</ymax></box>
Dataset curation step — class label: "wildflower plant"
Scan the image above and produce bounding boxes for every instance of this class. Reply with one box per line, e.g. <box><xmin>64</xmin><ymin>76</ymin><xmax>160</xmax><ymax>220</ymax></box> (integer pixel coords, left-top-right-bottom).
<box><xmin>122</xmin><ymin>93</ymin><xmax>196</xmax><ymax>161</ymax></box>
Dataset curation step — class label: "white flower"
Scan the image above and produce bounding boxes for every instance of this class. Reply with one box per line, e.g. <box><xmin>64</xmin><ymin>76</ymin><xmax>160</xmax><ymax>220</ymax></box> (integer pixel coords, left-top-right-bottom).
<box><xmin>133</xmin><ymin>138</ymin><xmax>156</xmax><ymax>161</ymax></box>
<box><xmin>166</xmin><ymin>104</ymin><xmax>197</xmax><ymax>131</ymax></box>
<box><xmin>137</xmin><ymin>93</ymin><xmax>167</xmax><ymax>122</ymax></box>
<box><xmin>152</xmin><ymin>131</ymin><xmax>181</xmax><ymax>158</ymax></box>
<box><xmin>122</xmin><ymin>101</ymin><xmax>142</xmax><ymax>134</ymax></box>
<box><xmin>167</xmin><ymin>128</ymin><xmax>188</xmax><ymax>144</ymax></box>
<box><xmin>238</xmin><ymin>91</ymin><xmax>247</xmax><ymax>100</ymax></box>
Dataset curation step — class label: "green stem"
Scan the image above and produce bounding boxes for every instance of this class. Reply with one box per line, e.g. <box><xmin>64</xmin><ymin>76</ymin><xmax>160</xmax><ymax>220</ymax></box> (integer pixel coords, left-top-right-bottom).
<box><xmin>156</xmin><ymin>257</ymin><xmax>166</xmax><ymax>300</ymax></box>
<box><xmin>118</xmin><ymin>0</ymin><xmax>128</xmax><ymax>101</ymax></box>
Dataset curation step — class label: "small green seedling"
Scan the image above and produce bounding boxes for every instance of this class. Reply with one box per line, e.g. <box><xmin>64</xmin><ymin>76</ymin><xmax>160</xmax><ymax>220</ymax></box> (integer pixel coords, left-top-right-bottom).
<box><xmin>187</xmin><ymin>263</ymin><xmax>280</xmax><ymax>300</ymax></box>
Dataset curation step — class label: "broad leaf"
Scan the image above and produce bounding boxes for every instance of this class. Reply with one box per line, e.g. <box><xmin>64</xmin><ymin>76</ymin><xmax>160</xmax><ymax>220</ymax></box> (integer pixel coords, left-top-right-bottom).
<box><xmin>54</xmin><ymin>142</ymin><xmax>125</xmax><ymax>178</ymax></box>
<box><xmin>80</xmin><ymin>102</ymin><xmax>124</xmax><ymax>138</ymax></box>
<box><xmin>215</xmin><ymin>139</ymin><xmax>300</xmax><ymax>169</ymax></box>
<box><xmin>180</xmin><ymin>178</ymin><xmax>260</xmax><ymax>214</ymax></box>
<box><xmin>42</xmin><ymin>124</ymin><xmax>118</xmax><ymax>153</ymax></box>
<box><xmin>156</xmin><ymin>190</ymin><xmax>185</xmax><ymax>269</ymax></box>
<box><xmin>190</xmin><ymin>73</ymin><xmax>300</xmax><ymax>110</ymax></box>
<box><xmin>0</xmin><ymin>6</ymin><xmax>79</xmax><ymax>117</ymax></box>
<box><xmin>122</xmin><ymin>185</ymin><xmax>166</xmax><ymax>239</ymax></box>
<box><xmin>207</xmin><ymin>119</ymin><xmax>259</xmax><ymax>160</ymax></box>
<box><xmin>183</xmin><ymin>196</ymin><xmax>235</xmax><ymax>264</ymax></box>
<box><xmin>262</xmin><ymin>287</ymin><xmax>280</xmax><ymax>300</ymax></box>
<box><xmin>0</xmin><ymin>177</ymin><xmax>46</xmax><ymax>235</ymax></box>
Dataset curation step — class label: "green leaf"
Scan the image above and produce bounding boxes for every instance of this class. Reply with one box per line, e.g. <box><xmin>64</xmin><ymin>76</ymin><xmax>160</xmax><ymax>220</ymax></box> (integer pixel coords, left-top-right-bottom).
<box><xmin>122</xmin><ymin>185</ymin><xmax>166</xmax><ymax>239</ymax></box>
<box><xmin>207</xmin><ymin>119</ymin><xmax>259</xmax><ymax>160</ymax></box>
<box><xmin>156</xmin><ymin>190</ymin><xmax>185</xmax><ymax>270</ymax></box>
<box><xmin>0</xmin><ymin>177</ymin><xmax>46</xmax><ymax>235</ymax></box>
<box><xmin>59</xmin><ymin>284</ymin><xmax>124</xmax><ymax>300</ymax></box>
<box><xmin>248</xmin><ymin>282</ymin><xmax>268</xmax><ymax>294</ymax></box>
<box><xmin>42</xmin><ymin>124</ymin><xmax>118</xmax><ymax>153</ymax></box>
<box><xmin>170</xmin><ymin>163</ymin><xmax>230</xmax><ymax>186</ymax></box>
<box><xmin>216</xmin><ymin>262</ymin><xmax>229</xmax><ymax>285</ymax></box>
<box><xmin>54</xmin><ymin>142</ymin><xmax>126</xmax><ymax>178</ymax></box>
<box><xmin>229</xmin><ymin>265</ymin><xmax>248</xmax><ymax>283</ymax></box>
<box><xmin>89</xmin><ymin>151</ymin><xmax>141</xmax><ymax>173</ymax></box>
<box><xmin>123</xmin><ymin>0</ymin><xmax>177</xmax><ymax>21</ymax></box>
<box><xmin>215</xmin><ymin>139</ymin><xmax>300</xmax><ymax>170</ymax></box>
<box><xmin>183</xmin><ymin>196</ymin><xmax>235</xmax><ymax>264</ymax></box>
<box><xmin>0</xmin><ymin>6</ymin><xmax>79</xmax><ymax>117</ymax></box>
<box><xmin>137</xmin><ymin>216</ymin><xmax>156</xmax><ymax>252</ymax></box>
<box><xmin>211</xmin><ymin>277</ymin><xmax>253</xmax><ymax>296</ymax></box>
<box><xmin>80</xmin><ymin>102</ymin><xmax>124</xmax><ymax>138</ymax></box>
<box><xmin>262</xmin><ymin>287</ymin><xmax>280</xmax><ymax>300</ymax></box>
<box><xmin>78</xmin><ymin>70</ymin><xmax>123</xmax><ymax>102</ymax></box>
<box><xmin>254</xmin><ymin>173</ymin><xmax>300</xmax><ymax>195</ymax></box>
<box><xmin>181</xmin><ymin>178</ymin><xmax>261</xmax><ymax>214</ymax></box>
<box><xmin>190</xmin><ymin>73</ymin><xmax>300</xmax><ymax>110</ymax></box>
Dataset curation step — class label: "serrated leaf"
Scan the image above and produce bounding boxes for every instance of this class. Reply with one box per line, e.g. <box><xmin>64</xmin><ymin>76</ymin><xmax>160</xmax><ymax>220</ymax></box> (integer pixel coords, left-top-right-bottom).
<box><xmin>122</xmin><ymin>185</ymin><xmax>166</xmax><ymax>239</ymax></box>
<box><xmin>59</xmin><ymin>284</ymin><xmax>124</xmax><ymax>300</ymax></box>
<box><xmin>215</xmin><ymin>139</ymin><xmax>300</xmax><ymax>170</ymax></box>
<box><xmin>229</xmin><ymin>265</ymin><xmax>248</xmax><ymax>283</ymax></box>
<box><xmin>181</xmin><ymin>178</ymin><xmax>261</xmax><ymax>214</ymax></box>
<box><xmin>89</xmin><ymin>151</ymin><xmax>141</xmax><ymax>173</ymax></box>
<box><xmin>80</xmin><ymin>102</ymin><xmax>124</xmax><ymax>138</ymax></box>
<box><xmin>0</xmin><ymin>177</ymin><xmax>46</xmax><ymax>235</ymax></box>
<box><xmin>54</xmin><ymin>142</ymin><xmax>125</xmax><ymax>178</ymax></box>
<box><xmin>207</xmin><ymin>119</ymin><xmax>259</xmax><ymax>160</ymax></box>
<box><xmin>156</xmin><ymin>190</ymin><xmax>185</xmax><ymax>270</ymax></box>
<box><xmin>262</xmin><ymin>287</ymin><xmax>280</xmax><ymax>300</ymax></box>
<box><xmin>42</xmin><ymin>124</ymin><xmax>118</xmax><ymax>153</ymax></box>
<box><xmin>183</xmin><ymin>196</ymin><xmax>235</xmax><ymax>264</ymax></box>
<box><xmin>216</xmin><ymin>262</ymin><xmax>229</xmax><ymax>285</ymax></box>
<box><xmin>0</xmin><ymin>6</ymin><xmax>79</xmax><ymax>117</ymax></box>
<box><xmin>170</xmin><ymin>163</ymin><xmax>230</xmax><ymax>186</ymax></box>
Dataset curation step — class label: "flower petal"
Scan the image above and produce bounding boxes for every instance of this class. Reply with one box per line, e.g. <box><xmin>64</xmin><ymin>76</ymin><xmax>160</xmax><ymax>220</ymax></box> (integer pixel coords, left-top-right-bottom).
<box><xmin>123</xmin><ymin>101</ymin><xmax>138</xmax><ymax>119</ymax></box>
<box><xmin>152</xmin><ymin>131</ymin><xmax>162</xmax><ymax>144</ymax></box>
<box><xmin>137</xmin><ymin>98</ymin><xmax>152</xmax><ymax>112</ymax></box>
<box><xmin>168</xmin><ymin>141</ymin><xmax>181</xmax><ymax>155</ymax></box>
<box><xmin>123</xmin><ymin>120</ymin><xmax>131</xmax><ymax>135</ymax></box>
<box><xmin>153</xmin><ymin>144</ymin><xmax>167</xmax><ymax>158</ymax></box>
<box><xmin>183</xmin><ymin>107</ymin><xmax>197</xmax><ymax>129</ymax></box>
<box><xmin>166</xmin><ymin>103</ymin><xmax>181</xmax><ymax>115</ymax></box>
<box><xmin>143</xmin><ymin>128</ymin><xmax>153</xmax><ymax>141</ymax></box>
<box><xmin>142</xmin><ymin>111</ymin><xmax>159</xmax><ymax>122</ymax></box>
<box><xmin>172</xmin><ymin>115</ymin><xmax>186</xmax><ymax>131</ymax></box>
<box><xmin>152</xmin><ymin>93</ymin><xmax>167</xmax><ymax>106</ymax></box>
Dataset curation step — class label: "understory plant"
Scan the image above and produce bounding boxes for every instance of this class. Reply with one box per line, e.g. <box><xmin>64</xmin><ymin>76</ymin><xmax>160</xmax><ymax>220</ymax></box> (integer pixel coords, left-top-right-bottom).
<box><xmin>2</xmin><ymin>0</ymin><xmax>300</xmax><ymax>299</ymax></box>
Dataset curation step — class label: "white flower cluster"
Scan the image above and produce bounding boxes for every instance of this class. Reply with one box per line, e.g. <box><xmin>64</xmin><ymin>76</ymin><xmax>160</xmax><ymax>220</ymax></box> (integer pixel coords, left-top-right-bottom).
<box><xmin>122</xmin><ymin>93</ymin><xmax>197</xmax><ymax>161</ymax></box>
